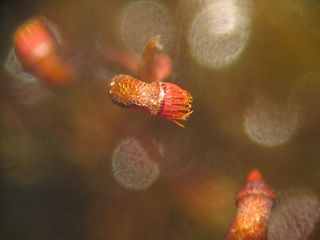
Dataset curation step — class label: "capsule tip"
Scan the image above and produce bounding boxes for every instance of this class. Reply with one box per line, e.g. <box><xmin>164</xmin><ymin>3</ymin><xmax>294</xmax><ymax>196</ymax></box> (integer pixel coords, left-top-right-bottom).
<box><xmin>13</xmin><ymin>17</ymin><xmax>56</xmax><ymax>67</ymax></box>
<box><xmin>237</xmin><ymin>169</ymin><xmax>276</xmax><ymax>201</ymax></box>
<box><xmin>247</xmin><ymin>169</ymin><xmax>264</xmax><ymax>183</ymax></box>
<box><xmin>159</xmin><ymin>82</ymin><xmax>193</xmax><ymax>127</ymax></box>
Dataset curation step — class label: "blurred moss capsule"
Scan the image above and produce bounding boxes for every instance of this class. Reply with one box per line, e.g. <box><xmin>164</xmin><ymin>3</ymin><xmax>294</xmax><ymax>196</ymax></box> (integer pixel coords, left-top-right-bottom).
<box><xmin>13</xmin><ymin>16</ymin><xmax>74</xmax><ymax>87</ymax></box>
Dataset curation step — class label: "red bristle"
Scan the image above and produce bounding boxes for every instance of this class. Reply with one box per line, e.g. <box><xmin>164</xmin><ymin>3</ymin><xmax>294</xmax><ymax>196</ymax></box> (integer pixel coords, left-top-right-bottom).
<box><xmin>158</xmin><ymin>82</ymin><xmax>193</xmax><ymax>127</ymax></box>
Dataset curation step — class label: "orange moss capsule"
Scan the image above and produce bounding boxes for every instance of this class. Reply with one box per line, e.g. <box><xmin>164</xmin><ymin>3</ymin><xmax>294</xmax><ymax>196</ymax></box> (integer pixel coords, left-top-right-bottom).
<box><xmin>13</xmin><ymin>16</ymin><xmax>73</xmax><ymax>87</ymax></box>
<box><xmin>108</xmin><ymin>74</ymin><xmax>192</xmax><ymax>127</ymax></box>
<box><xmin>225</xmin><ymin>169</ymin><xmax>276</xmax><ymax>240</ymax></box>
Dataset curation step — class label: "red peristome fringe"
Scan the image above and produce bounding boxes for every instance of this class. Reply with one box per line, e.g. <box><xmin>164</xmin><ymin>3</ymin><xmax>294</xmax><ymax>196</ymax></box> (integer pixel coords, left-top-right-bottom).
<box><xmin>159</xmin><ymin>82</ymin><xmax>193</xmax><ymax>127</ymax></box>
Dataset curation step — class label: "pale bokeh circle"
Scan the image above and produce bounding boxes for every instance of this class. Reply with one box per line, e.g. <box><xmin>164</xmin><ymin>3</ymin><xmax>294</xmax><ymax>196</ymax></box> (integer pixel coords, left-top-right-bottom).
<box><xmin>244</xmin><ymin>98</ymin><xmax>300</xmax><ymax>147</ymax></box>
<box><xmin>4</xmin><ymin>48</ymin><xmax>52</xmax><ymax>105</ymax></box>
<box><xmin>119</xmin><ymin>0</ymin><xmax>175</xmax><ymax>53</ymax></box>
<box><xmin>188</xmin><ymin>0</ymin><xmax>251</xmax><ymax>69</ymax></box>
<box><xmin>112</xmin><ymin>137</ymin><xmax>160</xmax><ymax>190</ymax></box>
<box><xmin>268</xmin><ymin>189</ymin><xmax>320</xmax><ymax>240</ymax></box>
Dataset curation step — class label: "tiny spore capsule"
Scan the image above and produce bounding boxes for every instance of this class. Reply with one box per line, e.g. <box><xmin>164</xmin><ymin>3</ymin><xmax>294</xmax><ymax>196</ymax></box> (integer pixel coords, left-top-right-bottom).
<box><xmin>225</xmin><ymin>169</ymin><xmax>276</xmax><ymax>240</ymax></box>
<box><xmin>13</xmin><ymin>16</ymin><xmax>73</xmax><ymax>87</ymax></box>
<box><xmin>108</xmin><ymin>74</ymin><xmax>192</xmax><ymax>127</ymax></box>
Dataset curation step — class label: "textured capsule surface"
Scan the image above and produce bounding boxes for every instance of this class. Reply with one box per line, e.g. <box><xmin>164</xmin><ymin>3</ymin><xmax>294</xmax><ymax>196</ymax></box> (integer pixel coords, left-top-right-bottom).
<box><xmin>108</xmin><ymin>74</ymin><xmax>192</xmax><ymax>127</ymax></box>
<box><xmin>225</xmin><ymin>169</ymin><xmax>276</xmax><ymax>240</ymax></box>
<box><xmin>109</xmin><ymin>74</ymin><xmax>162</xmax><ymax>115</ymax></box>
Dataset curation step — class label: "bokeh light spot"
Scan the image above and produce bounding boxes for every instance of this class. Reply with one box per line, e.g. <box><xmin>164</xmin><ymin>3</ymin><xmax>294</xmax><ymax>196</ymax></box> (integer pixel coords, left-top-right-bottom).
<box><xmin>118</xmin><ymin>0</ymin><xmax>175</xmax><ymax>53</ymax></box>
<box><xmin>268</xmin><ymin>189</ymin><xmax>320</xmax><ymax>240</ymax></box>
<box><xmin>244</xmin><ymin>98</ymin><xmax>300</xmax><ymax>147</ymax></box>
<box><xmin>112</xmin><ymin>137</ymin><xmax>160</xmax><ymax>190</ymax></box>
<box><xmin>4</xmin><ymin>48</ymin><xmax>52</xmax><ymax>105</ymax></box>
<box><xmin>188</xmin><ymin>0</ymin><xmax>251</xmax><ymax>69</ymax></box>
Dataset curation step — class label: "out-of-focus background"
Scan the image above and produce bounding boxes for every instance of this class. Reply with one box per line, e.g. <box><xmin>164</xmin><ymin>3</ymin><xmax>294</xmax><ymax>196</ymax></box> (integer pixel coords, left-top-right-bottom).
<box><xmin>1</xmin><ymin>0</ymin><xmax>320</xmax><ymax>239</ymax></box>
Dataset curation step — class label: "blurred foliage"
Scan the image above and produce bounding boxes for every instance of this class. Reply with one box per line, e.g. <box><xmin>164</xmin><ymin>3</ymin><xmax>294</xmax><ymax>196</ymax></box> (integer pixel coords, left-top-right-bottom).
<box><xmin>1</xmin><ymin>0</ymin><xmax>320</xmax><ymax>239</ymax></box>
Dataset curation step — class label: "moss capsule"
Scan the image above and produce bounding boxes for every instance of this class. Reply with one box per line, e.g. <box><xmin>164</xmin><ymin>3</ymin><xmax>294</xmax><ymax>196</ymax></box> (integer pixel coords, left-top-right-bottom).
<box><xmin>225</xmin><ymin>169</ymin><xmax>276</xmax><ymax>240</ymax></box>
<box><xmin>108</xmin><ymin>74</ymin><xmax>192</xmax><ymax>127</ymax></box>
